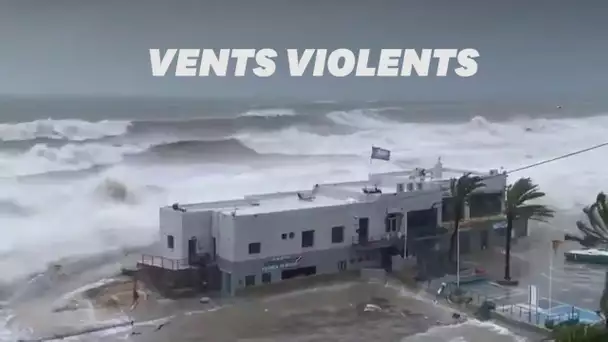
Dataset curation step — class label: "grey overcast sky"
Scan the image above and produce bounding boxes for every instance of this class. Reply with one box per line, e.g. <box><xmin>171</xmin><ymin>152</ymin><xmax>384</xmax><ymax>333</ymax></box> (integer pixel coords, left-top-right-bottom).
<box><xmin>0</xmin><ymin>0</ymin><xmax>607</xmax><ymax>101</ymax></box>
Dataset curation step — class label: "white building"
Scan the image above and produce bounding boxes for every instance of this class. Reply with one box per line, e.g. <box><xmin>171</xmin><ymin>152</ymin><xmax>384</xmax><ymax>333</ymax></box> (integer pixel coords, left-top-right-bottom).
<box><xmin>140</xmin><ymin>161</ymin><xmax>521</xmax><ymax>296</ymax></box>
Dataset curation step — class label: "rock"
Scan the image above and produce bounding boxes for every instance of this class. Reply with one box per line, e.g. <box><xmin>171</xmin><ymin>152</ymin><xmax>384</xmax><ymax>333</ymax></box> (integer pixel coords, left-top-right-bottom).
<box><xmin>199</xmin><ymin>296</ymin><xmax>210</xmax><ymax>304</ymax></box>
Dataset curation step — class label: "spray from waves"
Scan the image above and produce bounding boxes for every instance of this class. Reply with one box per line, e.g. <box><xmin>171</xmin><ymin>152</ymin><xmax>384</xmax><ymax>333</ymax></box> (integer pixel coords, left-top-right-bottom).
<box><xmin>145</xmin><ymin>138</ymin><xmax>259</xmax><ymax>159</ymax></box>
<box><xmin>0</xmin><ymin>119</ymin><xmax>131</xmax><ymax>142</ymax></box>
<box><xmin>0</xmin><ymin>138</ymin><xmax>271</xmax><ymax>178</ymax></box>
<box><xmin>238</xmin><ymin>108</ymin><xmax>297</xmax><ymax>117</ymax></box>
<box><xmin>0</xmin><ymin>142</ymin><xmax>148</xmax><ymax>178</ymax></box>
<box><xmin>2</xmin><ymin>110</ymin><xmax>608</xmax><ymax>283</ymax></box>
<box><xmin>326</xmin><ymin>108</ymin><xmax>401</xmax><ymax>129</ymax></box>
<box><xmin>0</xmin><ymin>199</ymin><xmax>30</xmax><ymax>217</ymax></box>
<box><xmin>0</xmin><ymin>107</ymin><xmax>396</xmax><ymax>146</ymax></box>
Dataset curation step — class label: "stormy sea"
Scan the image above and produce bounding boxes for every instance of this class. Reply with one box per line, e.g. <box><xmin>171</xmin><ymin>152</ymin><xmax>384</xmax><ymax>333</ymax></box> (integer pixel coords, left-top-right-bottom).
<box><xmin>1</xmin><ymin>96</ymin><xmax>608</xmax><ymax>341</ymax></box>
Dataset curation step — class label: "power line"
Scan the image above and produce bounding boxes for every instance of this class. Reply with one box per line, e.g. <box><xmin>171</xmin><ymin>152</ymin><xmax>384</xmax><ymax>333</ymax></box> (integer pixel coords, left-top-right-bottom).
<box><xmin>506</xmin><ymin>141</ymin><xmax>608</xmax><ymax>175</ymax></box>
<box><xmin>385</xmin><ymin>140</ymin><xmax>608</xmax><ymax>201</ymax></box>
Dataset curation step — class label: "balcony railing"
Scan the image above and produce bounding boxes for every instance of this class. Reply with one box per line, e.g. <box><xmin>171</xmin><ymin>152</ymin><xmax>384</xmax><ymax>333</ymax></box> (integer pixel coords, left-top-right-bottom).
<box><xmin>139</xmin><ymin>254</ymin><xmax>191</xmax><ymax>270</ymax></box>
<box><xmin>352</xmin><ymin>232</ymin><xmax>403</xmax><ymax>248</ymax></box>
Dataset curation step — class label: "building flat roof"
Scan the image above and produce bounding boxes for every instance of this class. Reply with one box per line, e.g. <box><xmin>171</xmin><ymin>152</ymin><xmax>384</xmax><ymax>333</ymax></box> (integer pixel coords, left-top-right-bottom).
<box><xmin>218</xmin><ymin>192</ymin><xmax>355</xmax><ymax>215</ymax></box>
<box><xmin>174</xmin><ymin>165</ymin><xmax>505</xmax><ymax>216</ymax></box>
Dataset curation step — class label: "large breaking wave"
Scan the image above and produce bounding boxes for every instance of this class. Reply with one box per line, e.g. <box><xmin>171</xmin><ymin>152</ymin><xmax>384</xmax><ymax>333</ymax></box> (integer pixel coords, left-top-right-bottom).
<box><xmin>1</xmin><ymin>103</ymin><xmax>608</xmax><ymax>285</ymax></box>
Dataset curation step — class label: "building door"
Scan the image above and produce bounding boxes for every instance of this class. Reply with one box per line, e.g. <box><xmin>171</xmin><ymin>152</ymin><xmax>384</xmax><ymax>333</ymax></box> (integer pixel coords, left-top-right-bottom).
<box><xmin>358</xmin><ymin>217</ymin><xmax>369</xmax><ymax>243</ymax></box>
<box><xmin>188</xmin><ymin>238</ymin><xmax>197</xmax><ymax>264</ymax></box>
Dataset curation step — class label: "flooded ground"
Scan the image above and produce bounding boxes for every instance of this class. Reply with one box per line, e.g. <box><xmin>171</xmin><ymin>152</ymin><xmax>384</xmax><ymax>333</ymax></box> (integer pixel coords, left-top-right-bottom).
<box><xmin>0</xmin><ymin>236</ymin><xmax>569</xmax><ymax>342</ymax></box>
<box><xmin>1</xmin><ymin>270</ymin><xmax>542</xmax><ymax>342</ymax></box>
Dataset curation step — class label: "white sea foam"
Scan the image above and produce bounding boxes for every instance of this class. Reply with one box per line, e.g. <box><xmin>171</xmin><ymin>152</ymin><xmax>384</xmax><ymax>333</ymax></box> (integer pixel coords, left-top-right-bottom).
<box><xmin>1</xmin><ymin>111</ymin><xmax>608</xmax><ymax>342</ymax></box>
<box><xmin>0</xmin><ymin>112</ymin><xmax>606</xmax><ymax>280</ymax></box>
<box><xmin>1</xmin><ymin>113</ymin><xmax>607</xmax><ymax>281</ymax></box>
<box><xmin>0</xmin><ymin>142</ymin><xmax>147</xmax><ymax>177</ymax></box>
<box><xmin>0</xmin><ymin>119</ymin><xmax>131</xmax><ymax>141</ymax></box>
<box><xmin>401</xmin><ymin>320</ymin><xmax>528</xmax><ymax>342</ymax></box>
<box><xmin>239</xmin><ymin>108</ymin><xmax>297</xmax><ymax>117</ymax></box>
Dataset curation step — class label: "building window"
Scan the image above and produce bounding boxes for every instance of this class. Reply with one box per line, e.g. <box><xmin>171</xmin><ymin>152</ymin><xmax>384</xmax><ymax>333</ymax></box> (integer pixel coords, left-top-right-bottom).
<box><xmin>167</xmin><ymin>235</ymin><xmax>174</xmax><ymax>249</ymax></box>
<box><xmin>338</xmin><ymin>260</ymin><xmax>347</xmax><ymax>271</ymax></box>
<box><xmin>289</xmin><ymin>232</ymin><xmax>295</xmax><ymax>239</ymax></box>
<box><xmin>245</xmin><ymin>275</ymin><xmax>255</xmax><ymax>287</ymax></box>
<box><xmin>408</xmin><ymin>209</ymin><xmax>437</xmax><ymax>228</ymax></box>
<box><xmin>281</xmin><ymin>233</ymin><xmax>287</xmax><ymax>240</ymax></box>
<box><xmin>248</xmin><ymin>242</ymin><xmax>261</xmax><ymax>254</ymax></box>
<box><xmin>302</xmin><ymin>230</ymin><xmax>315</xmax><ymax>248</ymax></box>
<box><xmin>386</xmin><ymin>213</ymin><xmax>401</xmax><ymax>232</ymax></box>
<box><xmin>262</xmin><ymin>272</ymin><xmax>271</xmax><ymax>284</ymax></box>
<box><xmin>331</xmin><ymin>226</ymin><xmax>344</xmax><ymax>243</ymax></box>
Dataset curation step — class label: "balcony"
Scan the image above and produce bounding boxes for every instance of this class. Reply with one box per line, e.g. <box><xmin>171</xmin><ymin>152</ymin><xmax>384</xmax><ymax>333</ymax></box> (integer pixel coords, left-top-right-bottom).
<box><xmin>139</xmin><ymin>254</ymin><xmax>192</xmax><ymax>270</ymax></box>
<box><xmin>352</xmin><ymin>232</ymin><xmax>404</xmax><ymax>250</ymax></box>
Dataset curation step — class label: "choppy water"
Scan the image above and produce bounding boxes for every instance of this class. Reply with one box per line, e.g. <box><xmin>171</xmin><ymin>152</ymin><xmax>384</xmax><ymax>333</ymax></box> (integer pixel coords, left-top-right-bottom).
<box><xmin>2</xmin><ymin>98</ymin><xmax>608</xmax><ymax>340</ymax></box>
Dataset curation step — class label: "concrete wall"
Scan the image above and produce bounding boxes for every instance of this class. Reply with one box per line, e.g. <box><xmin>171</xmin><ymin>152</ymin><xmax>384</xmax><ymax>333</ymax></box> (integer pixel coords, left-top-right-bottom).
<box><xmin>228</xmin><ymin>189</ymin><xmax>442</xmax><ymax>263</ymax></box>
<box><xmin>213</xmin><ymin>212</ymin><xmax>236</xmax><ymax>261</ymax></box>
<box><xmin>181</xmin><ymin>210</ymin><xmax>213</xmax><ymax>257</ymax></box>
<box><xmin>158</xmin><ymin>207</ymin><xmax>184</xmax><ymax>260</ymax></box>
<box><xmin>217</xmin><ymin>245</ymin><xmax>381</xmax><ymax>294</ymax></box>
<box><xmin>213</xmin><ymin>189</ymin><xmax>441</xmax><ymax>294</ymax></box>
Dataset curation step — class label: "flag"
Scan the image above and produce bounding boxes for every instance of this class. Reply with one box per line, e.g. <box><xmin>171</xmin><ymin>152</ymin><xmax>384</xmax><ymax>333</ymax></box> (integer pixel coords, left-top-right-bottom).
<box><xmin>551</xmin><ymin>239</ymin><xmax>564</xmax><ymax>254</ymax></box>
<box><xmin>371</xmin><ymin>146</ymin><xmax>391</xmax><ymax>161</ymax></box>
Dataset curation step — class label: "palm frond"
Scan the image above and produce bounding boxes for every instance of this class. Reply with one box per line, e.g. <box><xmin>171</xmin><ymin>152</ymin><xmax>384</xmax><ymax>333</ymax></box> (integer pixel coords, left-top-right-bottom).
<box><xmin>517</xmin><ymin>204</ymin><xmax>555</xmax><ymax>222</ymax></box>
<box><xmin>506</xmin><ymin>177</ymin><xmax>554</xmax><ymax>222</ymax></box>
<box><xmin>596</xmin><ymin>192</ymin><xmax>608</xmax><ymax>228</ymax></box>
<box><xmin>450</xmin><ymin>173</ymin><xmax>486</xmax><ymax>200</ymax></box>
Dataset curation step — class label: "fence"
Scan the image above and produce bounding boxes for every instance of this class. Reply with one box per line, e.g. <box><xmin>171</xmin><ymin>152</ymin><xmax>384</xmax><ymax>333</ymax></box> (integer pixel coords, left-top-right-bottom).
<box><xmin>442</xmin><ymin>284</ymin><xmax>595</xmax><ymax>329</ymax></box>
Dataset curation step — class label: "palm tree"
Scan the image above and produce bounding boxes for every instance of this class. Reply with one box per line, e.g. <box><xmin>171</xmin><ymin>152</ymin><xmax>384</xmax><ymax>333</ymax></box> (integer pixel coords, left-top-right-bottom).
<box><xmin>503</xmin><ymin>177</ymin><xmax>554</xmax><ymax>281</ymax></box>
<box><xmin>567</xmin><ymin>193</ymin><xmax>608</xmax><ymax>330</ymax></box>
<box><xmin>447</xmin><ymin>173</ymin><xmax>485</xmax><ymax>263</ymax></box>
<box><xmin>565</xmin><ymin>192</ymin><xmax>608</xmax><ymax>247</ymax></box>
